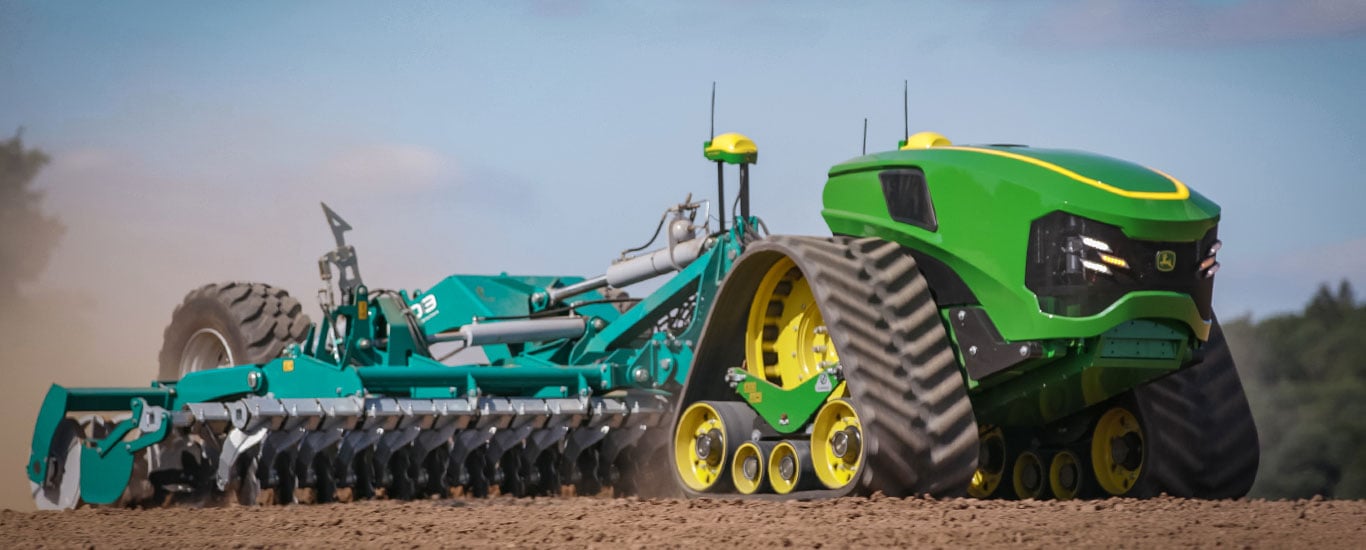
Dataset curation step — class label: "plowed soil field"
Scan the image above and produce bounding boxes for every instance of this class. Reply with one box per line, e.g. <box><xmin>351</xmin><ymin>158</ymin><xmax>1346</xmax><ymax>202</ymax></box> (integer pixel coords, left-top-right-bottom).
<box><xmin>3</xmin><ymin>496</ymin><xmax>1364</xmax><ymax>549</ymax></box>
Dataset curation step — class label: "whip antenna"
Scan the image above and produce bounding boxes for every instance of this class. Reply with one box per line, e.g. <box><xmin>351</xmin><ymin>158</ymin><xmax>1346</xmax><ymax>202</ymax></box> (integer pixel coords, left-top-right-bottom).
<box><xmin>862</xmin><ymin>118</ymin><xmax>868</xmax><ymax>155</ymax></box>
<box><xmin>903</xmin><ymin>79</ymin><xmax>909</xmax><ymax>141</ymax></box>
<box><xmin>710</xmin><ymin>82</ymin><xmax>716</xmax><ymax>139</ymax></box>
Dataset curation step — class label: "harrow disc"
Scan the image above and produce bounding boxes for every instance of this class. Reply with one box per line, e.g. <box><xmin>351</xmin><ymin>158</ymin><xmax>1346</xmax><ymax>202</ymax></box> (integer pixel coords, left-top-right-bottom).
<box><xmin>30</xmin><ymin>419</ymin><xmax>82</xmax><ymax>511</ymax></box>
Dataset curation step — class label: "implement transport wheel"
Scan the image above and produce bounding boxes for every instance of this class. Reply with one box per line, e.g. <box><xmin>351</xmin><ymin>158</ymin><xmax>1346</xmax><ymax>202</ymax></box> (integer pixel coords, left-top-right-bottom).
<box><xmin>1091</xmin><ymin>406</ymin><xmax>1144</xmax><ymax>496</ymax></box>
<box><xmin>1012</xmin><ymin>451</ymin><xmax>1047</xmax><ymax>500</ymax></box>
<box><xmin>673</xmin><ymin>401</ymin><xmax>754</xmax><ymax>492</ymax></box>
<box><xmin>158</xmin><ymin>282</ymin><xmax>311</xmax><ymax>379</ymax></box>
<box><xmin>968</xmin><ymin>427</ymin><xmax>1008</xmax><ymax>498</ymax></box>
<box><xmin>810</xmin><ymin>400</ymin><xmax>863</xmax><ymax>490</ymax></box>
<box><xmin>681</xmin><ymin>236</ymin><xmax>978</xmax><ymax>497</ymax></box>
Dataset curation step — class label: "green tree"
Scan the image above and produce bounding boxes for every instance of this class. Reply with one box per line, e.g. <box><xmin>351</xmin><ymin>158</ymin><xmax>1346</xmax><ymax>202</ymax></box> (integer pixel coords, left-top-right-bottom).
<box><xmin>1227</xmin><ymin>278</ymin><xmax>1366</xmax><ymax>499</ymax></box>
<box><xmin>0</xmin><ymin>130</ymin><xmax>63</xmax><ymax>300</ymax></box>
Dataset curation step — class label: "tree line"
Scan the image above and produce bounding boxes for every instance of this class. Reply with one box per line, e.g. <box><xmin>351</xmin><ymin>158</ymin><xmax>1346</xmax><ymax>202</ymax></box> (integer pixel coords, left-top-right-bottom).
<box><xmin>1225</xmin><ymin>280</ymin><xmax>1366</xmax><ymax>499</ymax></box>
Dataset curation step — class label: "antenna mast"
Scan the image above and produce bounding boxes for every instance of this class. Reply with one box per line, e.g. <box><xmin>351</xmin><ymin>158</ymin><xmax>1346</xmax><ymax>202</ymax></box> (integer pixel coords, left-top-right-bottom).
<box><xmin>862</xmin><ymin>118</ymin><xmax>868</xmax><ymax>155</ymax></box>
<box><xmin>903</xmin><ymin>79</ymin><xmax>909</xmax><ymax>142</ymax></box>
<box><xmin>711</xmin><ymin>82</ymin><xmax>724</xmax><ymax>232</ymax></box>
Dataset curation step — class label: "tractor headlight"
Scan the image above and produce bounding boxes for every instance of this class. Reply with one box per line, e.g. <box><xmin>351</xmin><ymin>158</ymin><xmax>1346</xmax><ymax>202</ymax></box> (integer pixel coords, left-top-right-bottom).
<box><xmin>1025</xmin><ymin>211</ymin><xmax>1216</xmax><ymax>319</ymax></box>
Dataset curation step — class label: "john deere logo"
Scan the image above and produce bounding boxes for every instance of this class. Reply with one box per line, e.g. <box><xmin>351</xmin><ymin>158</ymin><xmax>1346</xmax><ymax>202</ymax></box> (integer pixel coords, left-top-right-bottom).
<box><xmin>1155</xmin><ymin>250</ymin><xmax>1177</xmax><ymax>272</ymax></box>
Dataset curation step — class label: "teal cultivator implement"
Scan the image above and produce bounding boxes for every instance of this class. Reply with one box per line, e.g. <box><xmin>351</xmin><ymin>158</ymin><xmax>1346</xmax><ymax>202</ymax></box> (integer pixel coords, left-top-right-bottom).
<box><xmin>29</xmin><ymin>108</ymin><xmax>1259</xmax><ymax>508</ymax></box>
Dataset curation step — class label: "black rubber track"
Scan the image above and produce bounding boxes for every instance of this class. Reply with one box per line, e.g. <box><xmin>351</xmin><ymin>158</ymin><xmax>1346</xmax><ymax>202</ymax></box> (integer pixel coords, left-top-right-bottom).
<box><xmin>158</xmin><ymin>282</ymin><xmax>311</xmax><ymax>380</ymax></box>
<box><xmin>1129</xmin><ymin>317</ymin><xmax>1259</xmax><ymax>498</ymax></box>
<box><xmin>677</xmin><ymin>235</ymin><xmax>979</xmax><ymax>498</ymax></box>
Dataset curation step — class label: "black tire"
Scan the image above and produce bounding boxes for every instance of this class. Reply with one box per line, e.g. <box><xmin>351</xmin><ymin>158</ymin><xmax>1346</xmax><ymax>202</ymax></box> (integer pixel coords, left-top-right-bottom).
<box><xmin>680</xmin><ymin>236</ymin><xmax>979</xmax><ymax>497</ymax></box>
<box><xmin>157</xmin><ymin>282</ymin><xmax>311</xmax><ymax>380</ymax></box>
<box><xmin>1128</xmin><ymin>317</ymin><xmax>1260</xmax><ymax>498</ymax></box>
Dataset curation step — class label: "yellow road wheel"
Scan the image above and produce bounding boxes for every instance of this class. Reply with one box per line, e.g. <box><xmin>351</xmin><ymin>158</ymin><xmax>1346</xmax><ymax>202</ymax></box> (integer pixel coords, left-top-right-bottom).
<box><xmin>674</xmin><ymin>402</ymin><xmax>731</xmax><ymax>492</ymax></box>
<box><xmin>969</xmin><ymin>427</ymin><xmax>1007</xmax><ymax>498</ymax></box>
<box><xmin>1091</xmin><ymin>406</ymin><xmax>1144</xmax><ymax>496</ymax></box>
<box><xmin>810</xmin><ymin>399</ymin><xmax>862</xmax><ymax>490</ymax></box>
<box><xmin>1012</xmin><ymin>451</ymin><xmax>1047</xmax><ymax>499</ymax></box>
<box><xmin>1050</xmin><ymin>450</ymin><xmax>1083</xmax><ymax>500</ymax></box>
<box><xmin>769</xmin><ymin>441</ymin><xmax>813</xmax><ymax>494</ymax></box>
<box><xmin>746</xmin><ymin>257</ymin><xmax>839</xmax><ymax>389</ymax></box>
<box><xmin>731</xmin><ymin>442</ymin><xmax>767</xmax><ymax>495</ymax></box>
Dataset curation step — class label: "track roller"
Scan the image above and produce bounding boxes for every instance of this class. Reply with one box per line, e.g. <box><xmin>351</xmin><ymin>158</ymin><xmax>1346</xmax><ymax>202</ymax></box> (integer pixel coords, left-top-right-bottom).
<box><xmin>1049</xmin><ymin>450</ymin><xmax>1084</xmax><ymax>500</ymax></box>
<box><xmin>1011</xmin><ymin>451</ymin><xmax>1047</xmax><ymax>500</ymax></box>
<box><xmin>769</xmin><ymin>440</ymin><xmax>817</xmax><ymax>494</ymax></box>
<box><xmin>673</xmin><ymin>401</ymin><xmax>756</xmax><ymax>492</ymax></box>
<box><xmin>731</xmin><ymin>441</ymin><xmax>775</xmax><ymax>495</ymax></box>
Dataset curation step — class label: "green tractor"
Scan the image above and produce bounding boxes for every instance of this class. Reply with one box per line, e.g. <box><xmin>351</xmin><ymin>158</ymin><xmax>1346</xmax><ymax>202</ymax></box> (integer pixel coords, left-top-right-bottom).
<box><xmin>26</xmin><ymin>122</ymin><xmax>1256</xmax><ymax>509</ymax></box>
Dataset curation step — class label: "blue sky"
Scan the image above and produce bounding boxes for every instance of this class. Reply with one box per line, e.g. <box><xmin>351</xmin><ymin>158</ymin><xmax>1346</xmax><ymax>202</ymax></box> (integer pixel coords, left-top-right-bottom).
<box><xmin>2</xmin><ymin>0</ymin><xmax>1366</xmax><ymax>367</ymax></box>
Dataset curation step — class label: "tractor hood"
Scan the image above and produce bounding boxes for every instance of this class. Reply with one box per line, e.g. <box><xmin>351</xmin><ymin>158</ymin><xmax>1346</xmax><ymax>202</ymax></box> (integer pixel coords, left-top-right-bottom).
<box><xmin>827</xmin><ymin>145</ymin><xmax>1220</xmax><ymax>242</ymax></box>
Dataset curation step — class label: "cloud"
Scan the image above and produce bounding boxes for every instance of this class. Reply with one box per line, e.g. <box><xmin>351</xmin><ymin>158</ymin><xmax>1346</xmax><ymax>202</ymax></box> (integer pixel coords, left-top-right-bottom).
<box><xmin>1019</xmin><ymin>0</ymin><xmax>1366</xmax><ymax>49</ymax></box>
<box><xmin>1273</xmin><ymin>235</ymin><xmax>1366</xmax><ymax>282</ymax></box>
<box><xmin>316</xmin><ymin>144</ymin><xmax>453</xmax><ymax>194</ymax></box>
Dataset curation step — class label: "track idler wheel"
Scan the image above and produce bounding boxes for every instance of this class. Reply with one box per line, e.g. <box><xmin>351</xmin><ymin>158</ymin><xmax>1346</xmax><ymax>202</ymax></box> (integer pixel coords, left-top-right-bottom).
<box><xmin>673</xmin><ymin>401</ymin><xmax>755</xmax><ymax>492</ymax></box>
<box><xmin>1091</xmin><ymin>406</ymin><xmax>1144</xmax><ymax>496</ymax></box>
<box><xmin>969</xmin><ymin>427</ymin><xmax>1008</xmax><ymax>498</ymax></box>
<box><xmin>810</xmin><ymin>399</ymin><xmax>863</xmax><ymax>490</ymax></box>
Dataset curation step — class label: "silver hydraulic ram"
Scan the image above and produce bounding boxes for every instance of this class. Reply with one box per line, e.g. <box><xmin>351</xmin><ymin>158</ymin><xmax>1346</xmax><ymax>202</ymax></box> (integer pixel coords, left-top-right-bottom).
<box><xmin>429</xmin><ymin>317</ymin><xmax>588</xmax><ymax>346</ymax></box>
<box><xmin>543</xmin><ymin>196</ymin><xmax>710</xmax><ymax>305</ymax></box>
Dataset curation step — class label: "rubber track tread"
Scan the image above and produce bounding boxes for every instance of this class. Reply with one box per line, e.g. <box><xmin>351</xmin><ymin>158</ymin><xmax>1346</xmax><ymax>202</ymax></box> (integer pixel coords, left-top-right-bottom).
<box><xmin>755</xmin><ymin>236</ymin><xmax>978</xmax><ymax>497</ymax></box>
<box><xmin>1131</xmin><ymin>318</ymin><xmax>1259</xmax><ymax>498</ymax></box>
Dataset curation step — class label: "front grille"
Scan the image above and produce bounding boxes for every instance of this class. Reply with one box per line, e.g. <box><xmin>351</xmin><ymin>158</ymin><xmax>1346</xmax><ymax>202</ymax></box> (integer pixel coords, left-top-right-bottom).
<box><xmin>1024</xmin><ymin>211</ymin><xmax>1215</xmax><ymax>319</ymax></box>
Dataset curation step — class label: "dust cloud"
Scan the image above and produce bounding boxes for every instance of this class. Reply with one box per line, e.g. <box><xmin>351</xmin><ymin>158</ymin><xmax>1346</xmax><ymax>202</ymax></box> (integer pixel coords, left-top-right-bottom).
<box><xmin>1</xmin><ymin>142</ymin><xmax>465</xmax><ymax>511</ymax></box>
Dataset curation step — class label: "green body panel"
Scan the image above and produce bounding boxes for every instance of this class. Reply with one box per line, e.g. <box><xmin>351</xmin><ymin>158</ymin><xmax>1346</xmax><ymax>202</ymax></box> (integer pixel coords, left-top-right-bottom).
<box><xmin>963</xmin><ymin>319</ymin><xmax>1190</xmax><ymax>426</ymax></box>
<box><xmin>823</xmin><ymin>146</ymin><xmax>1218</xmax><ymax>342</ymax></box>
<box><xmin>824</xmin><ymin>144</ymin><xmax>1222</xmax><ymax>427</ymax></box>
<box><xmin>730</xmin><ymin>367</ymin><xmax>839</xmax><ymax>435</ymax></box>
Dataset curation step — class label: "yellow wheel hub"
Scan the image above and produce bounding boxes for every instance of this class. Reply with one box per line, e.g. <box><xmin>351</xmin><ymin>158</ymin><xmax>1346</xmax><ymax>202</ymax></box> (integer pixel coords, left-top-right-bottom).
<box><xmin>746</xmin><ymin>257</ymin><xmax>838</xmax><ymax>389</ymax></box>
<box><xmin>768</xmin><ymin>441</ymin><xmax>802</xmax><ymax>494</ymax></box>
<box><xmin>1091</xmin><ymin>406</ymin><xmax>1144</xmax><ymax>496</ymax></box>
<box><xmin>674</xmin><ymin>402</ymin><xmax>729</xmax><ymax>491</ymax></box>
<box><xmin>1050</xmin><ymin>450</ymin><xmax>1082</xmax><ymax>500</ymax></box>
<box><xmin>731</xmin><ymin>442</ymin><xmax>765</xmax><ymax>495</ymax></box>
<box><xmin>968</xmin><ymin>427</ymin><xmax>1006</xmax><ymax>498</ymax></box>
<box><xmin>810</xmin><ymin>399</ymin><xmax>862</xmax><ymax>489</ymax></box>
